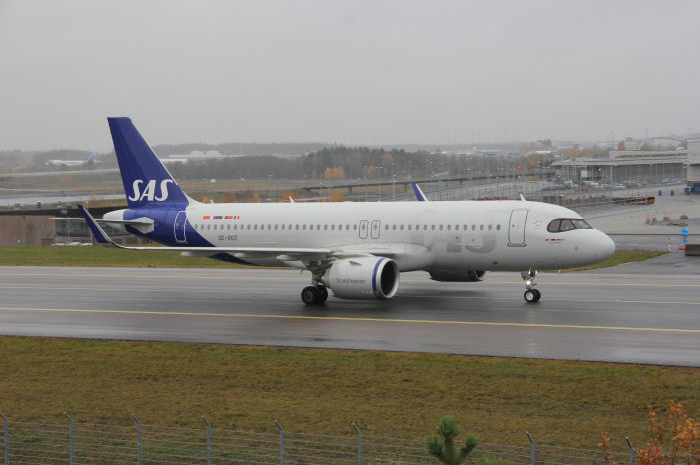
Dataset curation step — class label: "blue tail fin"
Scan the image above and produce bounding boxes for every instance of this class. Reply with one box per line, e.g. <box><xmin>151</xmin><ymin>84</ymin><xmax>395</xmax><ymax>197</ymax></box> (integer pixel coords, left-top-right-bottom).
<box><xmin>108</xmin><ymin>117</ymin><xmax>188</xmax><ymax>209</ymax></box>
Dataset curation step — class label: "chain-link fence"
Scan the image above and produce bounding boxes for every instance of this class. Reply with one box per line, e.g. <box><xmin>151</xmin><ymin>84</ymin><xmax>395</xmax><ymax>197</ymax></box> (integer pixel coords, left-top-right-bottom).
<box><xmin>0</xmin><ymin>412</ymin><xmax>639</xmax><ymax>464</ymax></box>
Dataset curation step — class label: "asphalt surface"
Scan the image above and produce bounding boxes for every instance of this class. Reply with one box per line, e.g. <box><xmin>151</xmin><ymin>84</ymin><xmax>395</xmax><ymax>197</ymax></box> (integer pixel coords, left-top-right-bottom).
<box><xmin>1</xmin><ymin>256</ymin><xmax>699</xmax><ymax>366</ymax></box>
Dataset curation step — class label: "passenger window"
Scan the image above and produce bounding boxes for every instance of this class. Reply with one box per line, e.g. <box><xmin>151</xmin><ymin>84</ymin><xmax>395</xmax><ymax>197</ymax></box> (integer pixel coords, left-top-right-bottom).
<box><xmin>275</xmin><ymin>225</ymin><xmax>278</xmax><ymax>230</ymax></box>
<box><xmin>480</xmin><ymin>225</ymin><xmax>484</xmax><ymax>230</ymax></box>
<box><xmin>303</xmin><ymin>225</ymin><xmax>306</xmax><ymax>230</ymax></box>
<box><xmin>408</xmin><ymin>225</ymin><xmax>412</xmax><ymax>231</ymax></box>
<box><xmin>324</xmin><ymin>224</ymin><xmax>328</xmax><ymax>230</ymax></box>
<box><xmin>207</xmin><ymin>224</ymin><xmax>211</xmax><ymax>230</ymax></box>
<box><xmin>385</xmin><ymin>224</ymin><xmax>389</xmax><ymax>230</ymax></box>
<box><xmin>227</xmin><ymin>224</ymin><xmax>231</xmax><ymax>230</ymax></box>
<box><xmin>463</xmin><ymin>224</ymin><xmax>467</xmax><ymax>230</ymax></box>
<box><xmin>439</xmin><ymin>225</ymin><xmax>444</xmax><ymax>230</ymax></box>
<box><xmin>331</xmin><ymin>225</ymin><xmax>335</xmax><ymax>230</ymax></box>
<box><xmin>472</xmin><ymin>225</ymin><xmax>475</xmax><ymax>230</ymax></box>
<box><xmin>295</xmin><ymin>224</ymin><xmax>299</xmax><ymax>230</ymax></box>
<box><xmin>488</xmin><ymin>225</ymin><xmax>492</xmax><ymax>230</ymax></box>
<box><xmin>254</xmin><ymin>225</ymin><xmax>257</xmax><ymax>230</ymax></box>
<box><xmin>431</xmin><ymin>225</ymin><xmax>436</xmax><ymax>230</ymax></box>
<box><xmin>447</xmin><ymin>225</ymin><xmax>452</xmax><ymax>230</ymax></box>
<box><xmin>267</xmin><ymin>224</ymin><xmax>271</xmax><ymax>230</ymax></box>
<box><xmin>353</xmin><ymin>224</ymin><xmax>358</xmax><ymax>230</ymax></box>
<box><xmin>400</xmin><ymin>225</ymin><xmax>404</xmax><ymax>230</ymax></box>
<box><xmin>281</xmin><ymin>225</ymin><xmax>284</xmax><ymax>230</ymax></box>
<box><xmin>234</xmin><ymin>224</ymin><xmax>237</xmax><ymax>230</ymax></box>
<box><xmin>496</xmin><ymin>224</ymin><xmax>501</xmax><ymax>231</ymax></box>
<box><xmin>424</xmin><ymin>225</ymin><xmax>428</xmax><ymax>230</ymax></box>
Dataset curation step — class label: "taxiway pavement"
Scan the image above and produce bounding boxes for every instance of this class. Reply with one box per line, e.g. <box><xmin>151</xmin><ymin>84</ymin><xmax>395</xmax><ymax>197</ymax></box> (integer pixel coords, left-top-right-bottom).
<box><xmin>1</xmin><ymin>259</ymin><xmax>698</xmax><ymax>366</ymax></box>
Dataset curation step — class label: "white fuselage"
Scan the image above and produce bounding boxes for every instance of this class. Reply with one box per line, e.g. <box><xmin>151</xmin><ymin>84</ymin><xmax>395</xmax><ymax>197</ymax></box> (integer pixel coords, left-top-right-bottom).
<box><xmin>176</xmin><ymin>199</ymin><xmax>615</xmax><ymax>272</ymax></box>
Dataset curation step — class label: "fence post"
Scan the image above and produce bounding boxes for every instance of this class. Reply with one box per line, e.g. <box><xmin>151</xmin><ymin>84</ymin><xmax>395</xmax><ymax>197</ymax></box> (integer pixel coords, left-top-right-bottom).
<box><xmin>0</xmin><ymin>412</ymin><xmax>8</xmax><ymax>465</ymax></box>
<box><xmin>131</xmin><ymin>414</ymin><xmax>142</xmax><ymax>465</ymax></box>
<box><xmin>352</xmin><ymin>423</ymin><xmax>362</xmax><ymax>465</ymax></box>
<box><xmin>626</xmin><ymin>437</ymin><xmax>635</xmax><ymax>465</ymax></box>
<box><xmin>526</xmin><ymin>431</ymin><xmax>535</xmax><ymax>465</ymax></box>
<box><xmin>64</xmin><ymin>412</ymin><xmax>74</xmax><ymax>465</ymax></box>
<box><xmin>274</xmin><ymin>420</ymin><xmax>285</xmax><ymax>465</ymax></box>
<box><xmin>201</xmin><ymin>416</ymin><xmax>212</xmax><ymax>465</ymax></box>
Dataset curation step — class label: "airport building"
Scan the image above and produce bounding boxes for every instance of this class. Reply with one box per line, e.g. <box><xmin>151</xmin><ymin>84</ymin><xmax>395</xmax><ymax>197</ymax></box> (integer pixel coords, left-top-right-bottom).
<box><xmin>551</xmin><ymin>148</ymin><xmax>687</xmax><ymax>186</ymax></box>
<box><xmin>686</xmin><ymin>140</ymin><xmax>700</xmax><ymax>187</ymax></box>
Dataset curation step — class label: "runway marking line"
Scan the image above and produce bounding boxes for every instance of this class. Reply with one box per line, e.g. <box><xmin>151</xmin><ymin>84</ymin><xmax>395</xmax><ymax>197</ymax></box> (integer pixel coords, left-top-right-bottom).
<box><xmin>0</xmin><ymin>306</ymin><xmax>697</xmax><ymax>334</ymax></box>
<box><xmin>2</xmin><ymin>286</ymin><xmax>700</xmax><ymax>306</ymax></box>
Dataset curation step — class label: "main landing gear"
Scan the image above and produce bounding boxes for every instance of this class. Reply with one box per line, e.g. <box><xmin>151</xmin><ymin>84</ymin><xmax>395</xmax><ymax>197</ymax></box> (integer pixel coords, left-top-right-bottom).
<box><xmin>301</xmin><ymin>284</ymin><xmax>328</xmax><ymax>305</ymax></box>
<box><xmin>521</xmin><ymin>269</ymin><xmax>541</xmax><ymax>303</ymax></box>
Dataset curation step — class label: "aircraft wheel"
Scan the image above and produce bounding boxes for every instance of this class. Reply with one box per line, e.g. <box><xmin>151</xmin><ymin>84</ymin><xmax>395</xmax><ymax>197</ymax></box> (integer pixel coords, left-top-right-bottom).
<box><xmin>301</xmin><ymin>286</ymin><xmax>322</xmax><ymax>305</ymax></box>
<box><xmin>316</xmin><ymin>285</ymin><xmax>329</xmax><ymax>303</ymax></box>
<box><xmin>524</xmin><ymin>289</ymin><xmax>540</xmax><ymax>303</ymax></box>
<box><xmin>532</xmin><ymin>288</ymin><xmax>541</xmax><ymax>302</ymax></box>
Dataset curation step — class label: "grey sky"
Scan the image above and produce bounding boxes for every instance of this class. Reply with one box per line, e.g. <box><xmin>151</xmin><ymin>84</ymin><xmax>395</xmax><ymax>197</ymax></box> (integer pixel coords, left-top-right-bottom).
<box><xmin>1</xmin><ymin>0</ymin><xmax>698</xmax><ymax>151</ymax></box>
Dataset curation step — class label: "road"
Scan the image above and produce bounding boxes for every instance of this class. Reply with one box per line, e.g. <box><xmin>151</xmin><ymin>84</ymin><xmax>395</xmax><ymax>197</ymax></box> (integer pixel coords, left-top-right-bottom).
<box><xmin>1</xmin><ymin>259</ymin><xmax>698</xmax><ymax>366</ymax></box>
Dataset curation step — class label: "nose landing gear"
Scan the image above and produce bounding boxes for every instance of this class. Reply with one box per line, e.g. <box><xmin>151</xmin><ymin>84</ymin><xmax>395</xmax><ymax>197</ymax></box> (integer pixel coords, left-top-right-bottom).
<box><xmin>521</xmin><ymin>269</ymin><xmax>541</xmax><ymax>303</ymax></box>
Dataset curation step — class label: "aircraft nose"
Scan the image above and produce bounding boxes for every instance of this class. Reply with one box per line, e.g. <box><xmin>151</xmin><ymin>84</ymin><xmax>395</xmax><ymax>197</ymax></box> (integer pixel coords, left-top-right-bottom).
<box><xmin>598</xmin><ymin>232</ymin><xmax>616</xmax><ymax>260</ymax></box>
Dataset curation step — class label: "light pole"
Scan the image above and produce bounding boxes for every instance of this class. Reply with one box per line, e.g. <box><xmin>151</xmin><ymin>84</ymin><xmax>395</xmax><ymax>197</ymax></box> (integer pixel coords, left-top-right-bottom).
<box><xmin>268</xmin><ymin>174</ymin><xmax>273</xmax><ymax>202</ymax></box>
<box><xmin>364</xmin><ymin>165</ymin><xmax>368</xmax><ymax>201</ymax></box>
<box><xmin>392</xmin><ymin>175</ymin><xmax>396</xmax><ymax>201</ymax></box>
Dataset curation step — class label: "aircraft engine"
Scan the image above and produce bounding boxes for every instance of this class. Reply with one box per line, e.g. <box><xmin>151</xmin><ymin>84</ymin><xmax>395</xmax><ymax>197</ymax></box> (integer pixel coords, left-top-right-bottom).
<box><xmin>428</xmin><ymin>270</ymin><xmax>489</xmax><ymax>282</ymax></box>
<box><xmin>322</xmin><ymin>257</ymin><xmax>399</xmax><ymax>300</ymax></box>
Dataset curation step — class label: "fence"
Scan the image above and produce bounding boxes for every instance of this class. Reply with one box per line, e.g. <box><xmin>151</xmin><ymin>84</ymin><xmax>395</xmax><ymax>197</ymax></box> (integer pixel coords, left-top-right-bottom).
<box><xmin>0</xmin><ymin>412</ymin><xmax>637</xmax><ymax>464</ymax></box>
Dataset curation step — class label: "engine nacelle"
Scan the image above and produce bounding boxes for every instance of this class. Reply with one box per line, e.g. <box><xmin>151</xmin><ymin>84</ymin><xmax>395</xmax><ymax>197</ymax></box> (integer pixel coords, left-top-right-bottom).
<box><xmin>323</xmin><ymin>257</ymin><xmax>400</xmax><ymax>300</ymax></box>
<box><xmin>428</xmin><ymin>270</ymin><xmax>489</xmax><ymax>282</ymax></box>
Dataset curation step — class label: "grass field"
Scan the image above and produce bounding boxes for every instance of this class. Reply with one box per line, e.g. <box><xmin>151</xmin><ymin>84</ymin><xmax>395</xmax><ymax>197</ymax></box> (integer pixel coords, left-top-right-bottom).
<box><xmin>0</xmin><ymin>246</ymin><xmax>666</xmax><ymax>270</ymax></box>
<box><xmin>0</xmin><ymin>337</ymin><xmax>696</xmax><ymax>451</ymax></box>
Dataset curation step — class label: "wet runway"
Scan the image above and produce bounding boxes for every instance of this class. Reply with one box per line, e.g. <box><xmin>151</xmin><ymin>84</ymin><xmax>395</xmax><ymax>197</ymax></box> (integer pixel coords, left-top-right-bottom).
<box><xmin>1</xmin><ymin>262</ymin><xmax>698</xmax><ymax>366</ymax></box>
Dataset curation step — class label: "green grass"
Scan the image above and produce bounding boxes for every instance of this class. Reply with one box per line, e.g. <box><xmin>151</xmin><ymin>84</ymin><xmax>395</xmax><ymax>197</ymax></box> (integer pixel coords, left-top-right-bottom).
<box><xmin>562</xmin><ymin>250</ymin><xmax>668</xmax><ymax>272</ymax></box>
<box><xmin>0</xmin><ymin>245</ymin><xmax>253</xmax><ymax>268</ymax></box>
<box><xmin>0</xmin><ymin>246</ymin><xmax>668</xmax><ymax>271</ymax></box>
<box><xmin>0</xmin><ymin>336</ymin><xmax>696</xmax><ymax>450</ymax></box>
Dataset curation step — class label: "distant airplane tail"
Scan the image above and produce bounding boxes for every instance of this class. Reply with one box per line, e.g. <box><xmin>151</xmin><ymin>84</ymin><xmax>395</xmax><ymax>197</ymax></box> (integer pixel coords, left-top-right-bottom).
<box><xmin>88</xmin><ymin>152</ymin><xmax>98</xmax><ymax>162</ymax></box>
<box><xmin>108</xmin><ymin>117</ymin><xmax>189</xmax><ymax>209</ymax></box>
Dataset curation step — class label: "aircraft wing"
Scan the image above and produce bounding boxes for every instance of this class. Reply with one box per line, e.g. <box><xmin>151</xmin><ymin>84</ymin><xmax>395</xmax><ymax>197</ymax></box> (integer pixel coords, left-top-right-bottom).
<box><xmin>77</xmin><ymin>205</ymin><xmax>395</xmax><ymax>259</ymax></box>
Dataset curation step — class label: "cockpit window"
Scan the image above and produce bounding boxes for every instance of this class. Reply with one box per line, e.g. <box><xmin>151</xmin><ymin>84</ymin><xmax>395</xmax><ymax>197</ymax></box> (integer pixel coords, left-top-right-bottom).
<box><xmin>547</xmin><ymin>218</ymin><xmax>592</xmax><ymax>233</ymax></box>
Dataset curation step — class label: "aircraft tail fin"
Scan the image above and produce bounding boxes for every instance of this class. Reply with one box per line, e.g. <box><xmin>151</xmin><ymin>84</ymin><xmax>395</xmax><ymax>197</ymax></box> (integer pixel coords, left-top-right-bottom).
<box><xmin>108</xmin><ymin>117</ymin><xmax>189</xmax><ymax>209</ymax></box>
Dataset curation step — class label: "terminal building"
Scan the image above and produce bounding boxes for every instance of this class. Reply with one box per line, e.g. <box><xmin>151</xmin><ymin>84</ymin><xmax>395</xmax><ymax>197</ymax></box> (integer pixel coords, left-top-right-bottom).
<box><xmin>551</xmin><ymin>147</ymin><xmax>687</xmax><ymax>186</ymax></box>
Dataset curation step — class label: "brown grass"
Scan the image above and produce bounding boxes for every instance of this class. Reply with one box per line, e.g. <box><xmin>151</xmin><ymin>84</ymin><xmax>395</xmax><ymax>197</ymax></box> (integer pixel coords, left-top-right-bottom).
<box><xmin>0</xmin><ymin>336</ymin><xmax>696</xmax><ymax>451</ymax></box>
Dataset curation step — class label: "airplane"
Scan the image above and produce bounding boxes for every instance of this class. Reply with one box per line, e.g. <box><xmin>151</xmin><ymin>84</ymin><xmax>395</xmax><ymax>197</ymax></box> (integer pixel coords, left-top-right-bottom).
<box><xmin>78</xmin><ymin>117</ymin><xmax>615</xmax><ymax>305</ymax></box>
<box><xmin>46</xmin><ymin>152</ymin><xmax>99</xmax><ymax>167</ymax></box>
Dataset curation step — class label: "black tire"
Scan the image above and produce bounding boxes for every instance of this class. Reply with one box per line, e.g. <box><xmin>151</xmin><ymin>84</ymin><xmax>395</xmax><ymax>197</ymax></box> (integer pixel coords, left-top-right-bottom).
<box><xmin>316</xmin><ymin>285</ymin><xmax>329</xmax><ymax>303</ymax></box>
<box><xmin>524</xmin><ymin>289</ymin><xmax>537</xmax><ymax>303</ymax></box>
<box><xmin>532</xmin><ymin>288</ymin><xmax>542</xmax><ymax>302</ymax></box>
<box><xmin>301</xmin><ymin>286</ymin><xmax>321</xmax><ymax>305</ymax></box>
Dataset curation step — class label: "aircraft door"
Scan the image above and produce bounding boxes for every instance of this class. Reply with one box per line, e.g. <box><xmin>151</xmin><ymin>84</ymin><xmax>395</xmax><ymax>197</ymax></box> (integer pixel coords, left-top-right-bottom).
<box><xmin>359</xmin><ymin>220</ymin><xmax>368</xmax><ymax>239</ymax></box>
<box><xmin>174</xmin><ymin>211</ymin><xmax>187</xmax><ymax>243</ymax></box>
<box><xmin>508</xmin><ymin>209</ymin><xmax>528</xmax><ymax>247</ymax></box>
<box><xmin>370</xmin><ymin>220</ymin><xmax>381</xmax><ymax>239</ymax></box>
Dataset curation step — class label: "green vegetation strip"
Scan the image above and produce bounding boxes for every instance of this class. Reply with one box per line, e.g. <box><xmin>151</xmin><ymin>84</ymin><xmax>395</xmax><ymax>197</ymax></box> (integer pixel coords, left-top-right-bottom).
<box><xmin>0</xmin><ymin>337</ymin><xmax>696</xmax><ymax>450</ymax></box>
<box><xmin>0</xmin><ymin>245</ymin><xmax>249</xmax><ymax>268</ymax></box>
<box><xmin>562</xmin><ymin>250</ymin><xmax>668</xmax><ymax>272</ymax></box>
<box><xmin>0</xmin><ymin>246</ymin><xmax>667</xmax><ymax>270</ymax></box>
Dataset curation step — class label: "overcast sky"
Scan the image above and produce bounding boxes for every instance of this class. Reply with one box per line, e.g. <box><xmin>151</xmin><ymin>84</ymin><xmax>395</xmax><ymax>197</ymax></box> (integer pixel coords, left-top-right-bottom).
<box><xmin>1</xmin><ymin>0</ymin><xmax>698</xmax><ymax>151</ymax></box>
